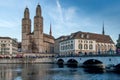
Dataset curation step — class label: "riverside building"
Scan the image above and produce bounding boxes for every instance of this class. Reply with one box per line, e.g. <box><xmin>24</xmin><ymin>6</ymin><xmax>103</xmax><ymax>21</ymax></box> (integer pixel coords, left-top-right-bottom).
<box><xmin>116</xmin><ymin>34</ymin><xmax>120</xmax><ymax>54</ymax></box>
<box><xmin>0</xmin><ymin>37</ymin><xmax>18</xmax><ymax>55</ymax></box>
<box><xmin>59</xmin><ymin>31</ymin><xmax>115</xmax><ymax>55</ymax></box>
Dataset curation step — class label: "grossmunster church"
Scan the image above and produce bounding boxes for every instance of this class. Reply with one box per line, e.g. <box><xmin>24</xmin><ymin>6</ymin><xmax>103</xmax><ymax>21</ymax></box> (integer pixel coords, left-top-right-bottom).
<box><xmin>21</xmin><ymin>4</ymin><xmax>115</xmax><ymax>55</ymax></box>
<box><xmin>22</xmin><ymin>4</ymin><xmax>54</xmax><ymax>53</ymax></box>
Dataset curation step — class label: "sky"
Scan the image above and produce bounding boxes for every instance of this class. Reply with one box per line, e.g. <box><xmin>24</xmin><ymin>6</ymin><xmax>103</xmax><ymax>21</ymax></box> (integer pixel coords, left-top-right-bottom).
<box><xmin>0</xmin><ymin>0</ymin><xmax>120</xmax><ymax>44</ymax></box>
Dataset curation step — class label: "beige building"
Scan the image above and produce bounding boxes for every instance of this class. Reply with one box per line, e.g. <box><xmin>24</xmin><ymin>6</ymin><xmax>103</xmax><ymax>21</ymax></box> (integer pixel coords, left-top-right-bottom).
<box><xmin>0</xmin><ymin>37</ymin><xmax>18</xmax><ymax>55</ymax></box>
<box><xmin>22</xmin><ymin>4</ymin><xmax>54</xmax><ymax>53</ymax></box>
<box><xmin>54</xmin><ymin>36</ymin><xmax>69</xmax><ymax>54</ymax></box>
<box><xmin>59</xmin><ymin>31</ymin><xmax>115</xmax><ymax>55</ymax></box>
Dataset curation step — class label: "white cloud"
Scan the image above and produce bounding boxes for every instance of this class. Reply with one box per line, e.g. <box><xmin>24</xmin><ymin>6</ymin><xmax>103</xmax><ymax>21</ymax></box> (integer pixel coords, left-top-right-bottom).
<box><xmin>0</xmin><ymin>19</ymin><xmax>19</xmax><ymax>28</ymax></box>
<box><xmin>44</xmin><ymin>0</ymin><xmax>98</xmax><ymax>38</ymax></box>
<box><xmin>56</xmin><ymin>0</ymin><xmax>64</xmax><ymax>23</ymax></box>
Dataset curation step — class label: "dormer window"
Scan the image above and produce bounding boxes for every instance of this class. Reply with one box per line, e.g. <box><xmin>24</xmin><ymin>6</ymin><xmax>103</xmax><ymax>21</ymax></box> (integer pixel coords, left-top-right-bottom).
<box><xmin>70</xmin><ymin>35</ymin><xmax>73</xmax><ymax>38</ymax></box>
<box><xmin>87</xmin><ymin>34</ymin><xmax>89</xmax><ymax>39</ymax></box>
<box><xmin>81</xmin><ymin>34</ymin><xmax>84</xmax><ymax>38</ymax></box>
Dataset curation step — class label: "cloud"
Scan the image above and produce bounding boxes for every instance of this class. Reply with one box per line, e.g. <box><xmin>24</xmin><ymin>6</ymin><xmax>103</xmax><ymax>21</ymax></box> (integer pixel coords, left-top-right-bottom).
<box><xmin>44</xmin><ymin>0</ymin><xmax>98</xmax><ymax>38</ymax></box>
<box><xmin>56</xmin><ymin>0</ymin><xmax>64</xmax><ymax>23</ymax></box>
<box><xmin>0</xmin><ymin>19</ymin><xmax>19</xmax><ymax>28</ymax></box>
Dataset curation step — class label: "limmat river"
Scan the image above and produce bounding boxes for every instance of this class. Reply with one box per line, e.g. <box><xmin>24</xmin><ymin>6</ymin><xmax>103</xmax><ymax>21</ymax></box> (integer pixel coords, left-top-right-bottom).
<box><xmin>0</xmin><ymin>64</ymin><xmax>120</xmax><ymax>80</ymax></box>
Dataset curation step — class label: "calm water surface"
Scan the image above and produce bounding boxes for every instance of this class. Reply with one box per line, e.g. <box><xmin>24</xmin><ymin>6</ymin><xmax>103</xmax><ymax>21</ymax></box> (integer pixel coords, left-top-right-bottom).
<box><xmin>0</xmin><ymin>64</ymin><xmax>120</xmax><ymax>80</ymax></box>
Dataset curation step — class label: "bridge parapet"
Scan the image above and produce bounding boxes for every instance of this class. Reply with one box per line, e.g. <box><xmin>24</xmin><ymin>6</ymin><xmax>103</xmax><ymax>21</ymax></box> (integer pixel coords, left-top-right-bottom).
<box><xmin>56</xmin><ymin>53</ymin><xmax>120</xmax><ymax>58</ymax></box>
<box><xmin>56</xmin><ymin>54</ymin><xmax>120</xmax><ymax>68</ymax></box>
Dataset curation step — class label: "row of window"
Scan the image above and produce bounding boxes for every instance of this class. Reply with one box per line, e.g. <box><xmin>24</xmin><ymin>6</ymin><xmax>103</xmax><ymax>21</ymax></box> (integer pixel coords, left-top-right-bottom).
<box><xmin>61</xmin><ymin>44</ymin><xmax>93</xmax><ymax>50</ymax></box>
<box><xmin>78</xmin><ymin>40</ymin><xmax>93</xmax><ymax>43</ymax></box>
<box><xmin>97</xmin><ymin>44</ymin><xmax>113</xmax><ymax>47</ymax></box>
<box><xmin>12</xmin><ymin>48</ymin><xmax>18</xmax><ymax>51</ymax></box>
<box><xmin>80</xmin><ymin>34</ymin><xmax>89</xmax><ymax>39</ymax></box>
<box><xmin>0</xmin><ymin>48</ymin><xmax>18</xmax><ymax>51</ymax></box>
<box><xmin>0</xmin><ymin>48</ymin><xmax>10</xmax><ymax>50</ymax></box>
<box><xmin>61</xmin><ymin>40</ymin><xmax>93</xmax><ymax>45</ymax></box>
<box><xmin>61</xmin><ymin>44</ymin><xmax>73</xmax><ymax>50</ymax></box>
<box><xmin>0</xmin><ymin>44</ymin><xmax>11</xmax><ymax>47</ymax></box>
<box><xmin>0</xmin><ymin>52</ymin><xmax>18</xmax><ymax>54</ymax></box>
<box><xmin>78</xmin><ymin>44</ymin><xmax>93</xmax><ymax>50</ymax></box>
<box><xmin>0</xmin><ymin>51</ymin><xmax>10</xmax><ymax>54</ymax></box>
<box><xmin>61</xmin><ymin>41</ymin><xmax>73</xmax><ymax>45</ymax></box>
<box><xmin>0</xmin><ymin>40</ymin><xmax>11</xmax><ymax>43</ymax></box>
<box><xmin>0</xmin><ymin>43</ymin><xmax>18</xmax><ymax>47</ymax></box>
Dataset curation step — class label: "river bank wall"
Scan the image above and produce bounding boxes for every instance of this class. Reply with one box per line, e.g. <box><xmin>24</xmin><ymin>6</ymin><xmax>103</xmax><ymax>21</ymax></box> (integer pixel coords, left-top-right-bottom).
<box><xmin>0</xmin><ymin>58</ymin><xmax>55</xmax><ymax>64</ymax></box>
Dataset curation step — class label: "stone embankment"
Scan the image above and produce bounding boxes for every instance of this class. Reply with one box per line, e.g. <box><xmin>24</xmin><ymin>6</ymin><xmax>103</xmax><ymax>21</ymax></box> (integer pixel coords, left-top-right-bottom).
<box><xmin>0</xmin><ymin>58</ymin><xmax>55</xmax><ymax>64</ymax></box>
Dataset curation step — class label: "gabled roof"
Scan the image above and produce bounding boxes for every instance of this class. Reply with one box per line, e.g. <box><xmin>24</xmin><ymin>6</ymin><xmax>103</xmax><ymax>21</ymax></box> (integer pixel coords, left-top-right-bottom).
<box><xmin>56</xmin><ymin>35</ymin><xmax>69</xmax><ymax>40</ymax></box>
<box><xmin>0</xmin><ymin>37</ymin><xmax>11</xmax><ymax>39</ymax></box>
<box><xmin>59</xmin><ymin>31</ymin><xmax>114</xmax><ymax>44</ymax></box>
<box><xmin>43</xmin><ymin>33</ymin><xmax>54</xmax><ymax>39</ymax></box>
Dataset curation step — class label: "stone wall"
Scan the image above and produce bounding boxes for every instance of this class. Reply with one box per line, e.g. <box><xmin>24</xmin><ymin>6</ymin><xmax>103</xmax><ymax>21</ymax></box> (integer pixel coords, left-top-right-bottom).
<box><xmin>0</xmin><ymin>58</ymin><xmax>55</xmax><ymax>64</ymax></box>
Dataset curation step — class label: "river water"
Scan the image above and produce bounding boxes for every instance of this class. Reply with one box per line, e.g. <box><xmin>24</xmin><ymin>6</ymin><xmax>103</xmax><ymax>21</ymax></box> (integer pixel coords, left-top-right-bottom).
<box><xmin>0</xmin><ymin>64</ymin><xmax>120</xmax><ymax>80</ymax></box>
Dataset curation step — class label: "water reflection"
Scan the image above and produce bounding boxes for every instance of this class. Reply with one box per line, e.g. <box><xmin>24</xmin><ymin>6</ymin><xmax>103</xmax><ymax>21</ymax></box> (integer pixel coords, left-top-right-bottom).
<box><xmin>0</xmin><ymin>64</ymin><xmax>120</xmax><ymax>80</ymax></box>
<box><xmin>84</xmin><ymin>68</ymin><xmax>105</xmax><ymax>74</ymax></box>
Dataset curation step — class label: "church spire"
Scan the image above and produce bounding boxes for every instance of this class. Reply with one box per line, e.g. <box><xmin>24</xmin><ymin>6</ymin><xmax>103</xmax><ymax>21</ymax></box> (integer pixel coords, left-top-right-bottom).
<box><xmin>118</xmin><ymin>34</ymin><xmax>120</xmax><ymax>40</ymax></box>
<box><xmin>36</xmin><ymin>3</ymin><xmax>41</xmax><ymax>17</ymax></box>
<box><xmin>102</xmin><ymin>22</ymin><xmax>105</xmax><ymax>35</ymax></box>
<box><xmin>24</xmin><ymin>7</ymin><xmax>30</xmax><ymax>19</ymax></box>
<box><xmin>49</xmin><ymin>23</ymin><xmax>52</xmax><ymax>36</ymax></box>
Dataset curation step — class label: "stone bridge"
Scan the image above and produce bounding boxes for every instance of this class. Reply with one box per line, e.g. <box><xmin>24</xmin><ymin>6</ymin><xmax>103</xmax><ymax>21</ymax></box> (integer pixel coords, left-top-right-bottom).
<box><xmin>55</xmin><ymin>54</ymin><xmax>120</xmax><ymax>68</ymax></box>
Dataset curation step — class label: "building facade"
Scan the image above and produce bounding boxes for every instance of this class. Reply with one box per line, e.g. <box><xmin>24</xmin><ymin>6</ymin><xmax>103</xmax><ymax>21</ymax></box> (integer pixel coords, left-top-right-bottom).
<box><xmin>59</xmin><ymin>31</ymin><xmax>115</xmax><ymax>55</ymax></box>
<box><xmin>54</xmin><ymin>36</ymin><xmax>69</xmax><ymax>54</ymax></box>
<box><xmin>116</xmin><ymin>34</ymin><xmax>120</xmax><ymax>54</ymax></box>
<box><xmin>0</xmin><ymin>37</ymin><xmax>18</xmax><ymax>55</ymax></box>
<box><xmin>22</xmin><ymin>4</ymin><xmax>54</xmax><ymax>53</ymax></box>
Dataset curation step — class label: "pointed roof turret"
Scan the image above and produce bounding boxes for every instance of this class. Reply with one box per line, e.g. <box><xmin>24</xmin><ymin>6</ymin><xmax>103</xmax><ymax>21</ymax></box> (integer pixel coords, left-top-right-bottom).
<box><xmin>49</xmin><ymin>23</ymin><xmax>52</xmax><ymax>36</ymax></box>
<box><xmin>24</xmin><ymin>7</ymin><xmax>30</xmax><ymax>19</ymax></box>
<box><xmin>116</xmin><ymin>34</ymin><xmax>120</xmax><ymax>53</ymax></box>
<box><xmin>117</xmin><ymin>34</ymin><xmax>120</xmax><ymax>43</ymax></box>
<box><xmin>102</xmin><ymin>22</ymin><xmax>105</xmax><ymax>35</ymax></box>
<box><xmin>36</xmin><ymin>3</ymin><xmax>41</xmax><ymax>17</ymax></box>
<box><xmin>118</xmin><ymin>34</ymin><xmax>120</xmax><ymax>40</ymax></box>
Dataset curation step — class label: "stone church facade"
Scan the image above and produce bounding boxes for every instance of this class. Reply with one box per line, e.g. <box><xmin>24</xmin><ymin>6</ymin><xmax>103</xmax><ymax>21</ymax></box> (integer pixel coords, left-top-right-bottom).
<box><xmin>22</xmin><ymin>4</ymin><xmax>54</xmax><ymax>53</ymax></box>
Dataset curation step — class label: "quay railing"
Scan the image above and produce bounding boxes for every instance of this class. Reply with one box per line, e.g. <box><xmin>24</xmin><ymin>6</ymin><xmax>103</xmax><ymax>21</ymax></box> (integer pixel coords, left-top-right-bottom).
<box><xmin>56</xmin><ymin>53</ymin><xmax>120</xmax><ymax>58</ymax></box>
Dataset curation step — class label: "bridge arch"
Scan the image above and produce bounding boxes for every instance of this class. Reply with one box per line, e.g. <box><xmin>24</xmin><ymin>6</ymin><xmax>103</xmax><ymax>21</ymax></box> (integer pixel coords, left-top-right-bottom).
<box><xmin>67</xmin><ymin>59</ymin><xmax>78</xmax><ymax>67</ymax></box>
<box><xmin>83</xmin><ymin>59</ymin><xmax>104</xmax><ymax>69</ymax></box>
<box><xmin>57</xmin><ymin>59</ymin><xmax>64</xmax><ymax>65</ymax></box>
<box><xmin>115</xmin><ymin>64</ymin><xmax>120</xmax><ymax>69</ymax></box>
<box><xmin>83</xmin><ymin>59</ymin><xmax>103</xmax><ymax>64</ymax></box>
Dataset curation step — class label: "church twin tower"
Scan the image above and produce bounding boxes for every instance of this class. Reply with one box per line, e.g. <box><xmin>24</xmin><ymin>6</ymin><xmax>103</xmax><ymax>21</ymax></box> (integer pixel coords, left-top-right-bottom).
<box><xmin>22</xmin><ymin>4</ymin><xmax>54</xmax><ymax>53</ymax></box>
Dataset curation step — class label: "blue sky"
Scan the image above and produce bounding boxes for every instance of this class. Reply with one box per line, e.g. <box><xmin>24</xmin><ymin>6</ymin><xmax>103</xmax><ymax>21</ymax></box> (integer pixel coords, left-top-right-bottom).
<box><xmin>0</xmin><ymin>0</ymin><xmax>120</xmax><ymax>44</ymax></box>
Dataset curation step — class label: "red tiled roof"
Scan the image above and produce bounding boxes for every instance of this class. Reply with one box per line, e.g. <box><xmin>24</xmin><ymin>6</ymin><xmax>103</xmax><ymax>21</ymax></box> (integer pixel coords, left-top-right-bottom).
<box><xmin>72</xmin><ymin>31</ymin><xmax>114</xmax><ymax>43</ymax></box>
<box><xmin>0</xmin><ymin>37</ymin><xmax>11</xmax><ymax>39</ymax></box>
<box><xmin>59</xmin><ymin>31</ymin><xmax>114</xmax><ymax>44</ymax></box>
<box><xmin>43</xmin><ymin>33</ymin><xmax>54</xmax><ymax>39</ymax></box>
